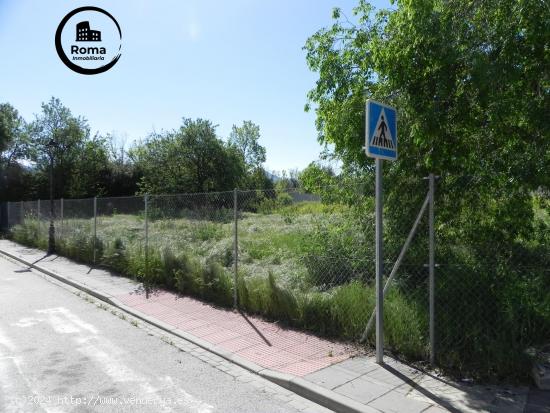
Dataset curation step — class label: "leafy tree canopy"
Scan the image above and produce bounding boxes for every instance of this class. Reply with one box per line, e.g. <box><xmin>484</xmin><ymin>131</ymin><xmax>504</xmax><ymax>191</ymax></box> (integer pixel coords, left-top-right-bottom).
<box><xmin>229</xmin><ymin>121</ymin><xmax>266</xmax><ymax>171</ymax></box>
<box><xmin>133</xmin><ymin>118</ymin><xmax>246</xmax><ymax>194</ymax></box>
<box><xmin>28</xmin><ymin>97</ymin><xmax>112</xmax><ymax>198</ymax></box>
<box><xmin>0</xmin><ymin>103</ymin><xmax>27</xmax><ymax>159</ymax></box>
<box><xmin>0</xmin><ymin>103</ymin><xmax>31</xmax><ymax>201</ymax></box>
<box><xmin>305</xmin><ymin>0</ymin><xmax>549</xmax><ymax>183</ymax></box>
<box><xmin>305</xmin><ymin>0</ymin><xmax>550</xmax><ymax>243</ymax></box>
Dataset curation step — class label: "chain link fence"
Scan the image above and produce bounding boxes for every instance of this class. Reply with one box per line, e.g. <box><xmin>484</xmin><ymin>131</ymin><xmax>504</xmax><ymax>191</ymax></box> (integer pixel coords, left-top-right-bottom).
<box><xmin>3</xmin><ymin>176</ymin><xmax>548</xmax><ymax>380</ymax></box>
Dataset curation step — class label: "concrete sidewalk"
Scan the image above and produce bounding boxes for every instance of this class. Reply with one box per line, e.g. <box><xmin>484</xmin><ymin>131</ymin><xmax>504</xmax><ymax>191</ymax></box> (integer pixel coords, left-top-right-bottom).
<box><xmin>0</xmin><ymin>239</ymin><xmax>546</xmax><ymax>413</ymax></box>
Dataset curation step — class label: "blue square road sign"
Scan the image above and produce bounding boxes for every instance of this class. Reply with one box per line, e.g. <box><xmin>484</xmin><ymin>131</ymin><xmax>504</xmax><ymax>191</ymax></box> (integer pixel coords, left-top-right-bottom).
<box><xmin>365</xmin><ymin>100</ymin><xmax>397</xmax><ymax>161</ymax></box>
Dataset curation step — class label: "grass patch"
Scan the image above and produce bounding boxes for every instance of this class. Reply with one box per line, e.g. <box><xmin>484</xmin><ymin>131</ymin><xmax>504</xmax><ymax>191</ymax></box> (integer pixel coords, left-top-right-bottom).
<box><xmin>9</xmin><ymin>196</ymin><xmax>549</xmax><ymax>382</ymax></box>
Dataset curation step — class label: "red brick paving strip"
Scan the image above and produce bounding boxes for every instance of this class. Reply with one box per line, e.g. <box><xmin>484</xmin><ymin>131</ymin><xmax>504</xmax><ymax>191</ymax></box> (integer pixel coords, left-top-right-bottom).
<box><xmin>117</xmin><ymin>290</ymin><xmax>361</xmax><ymax>377</ymax></box>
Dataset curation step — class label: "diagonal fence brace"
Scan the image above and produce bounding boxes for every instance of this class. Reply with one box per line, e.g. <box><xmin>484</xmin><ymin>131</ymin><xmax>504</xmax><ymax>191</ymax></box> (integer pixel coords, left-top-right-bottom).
<box><xmin>360</xmin><ymin>192</ymin><xmax>430</xmax><ymax>343</ymax></box>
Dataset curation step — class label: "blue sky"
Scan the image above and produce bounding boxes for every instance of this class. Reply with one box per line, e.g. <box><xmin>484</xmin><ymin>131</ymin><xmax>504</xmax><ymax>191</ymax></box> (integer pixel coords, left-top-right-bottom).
<box><xmin>0</xmin><ymin>0</ymin><xmax>389</xmax><ymax>172</ymax></box>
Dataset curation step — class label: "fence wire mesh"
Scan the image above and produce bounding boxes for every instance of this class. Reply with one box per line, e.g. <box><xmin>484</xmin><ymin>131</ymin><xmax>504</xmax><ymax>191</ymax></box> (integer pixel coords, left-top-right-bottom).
<box><xmin>96</xmin><ymin>196</ymin><xmax>145</xmax><ymax>274</ymax></box>
<box><xmin>3</xmin><ymin>175</ymin><xmax>548</xmax><ymax>380</ymax></box>
<box><xmin>432</xmin><ymin>175</ymin><xmax>550</xmax><ymax>378</ymax></box>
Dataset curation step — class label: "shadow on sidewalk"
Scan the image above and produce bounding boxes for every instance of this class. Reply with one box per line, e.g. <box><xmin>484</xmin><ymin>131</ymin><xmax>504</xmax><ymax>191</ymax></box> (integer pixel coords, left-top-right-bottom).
<box><xmin>14</xmin><ymin>253</ymin><xmax>49</xmax><ymax>273</ymax></box>
<box><xmin>238</xmin><ymin>310</ymin><xmax>272</xmax><ymax>346</ymax></box>
<box><xmin>382</xmin><ymin>364</ymin><xmax>462</xmax><ymax>413</ymax></box>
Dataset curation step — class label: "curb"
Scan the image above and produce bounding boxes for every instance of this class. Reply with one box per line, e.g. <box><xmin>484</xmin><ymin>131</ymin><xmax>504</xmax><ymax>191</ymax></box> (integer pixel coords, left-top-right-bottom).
<box><xmin>0</xmin><ymin>247</ymin><xmax>378</xmax><ymax>413</ymax></box>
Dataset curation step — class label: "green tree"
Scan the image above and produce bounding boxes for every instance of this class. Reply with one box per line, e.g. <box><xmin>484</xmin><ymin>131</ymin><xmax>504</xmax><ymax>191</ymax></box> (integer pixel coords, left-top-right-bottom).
<box><xmin>66</xmin><ymin>134</ymin><xmax>111</xmax><ymax>198</ymax></box>
<box><xmin>29</xmin><ymin>97</ymin><xmax>109</xmax><ymax>198</ymax></box>
<box><xmin>304</xmin><ymin>0</ymin><xmax>550</xmax><ymax>379</ymax></box>
<box><xmin>299</xmin><ymin>162</ymin><xmax>336</xmax><ymax>192</ymax></box>
<box><xmin>0</xmin><ymin>103</ymin><xmax>31</xmax><ymax>201</ymax></box>
<box><xmin>104</xmin><ymin>133</ymin><xmax>140</xmax><ymax>196</ymax></box>
<box><xmin>0</xmin><ymin>103</ymin><xmax>27</xmax><ymax>165</ymax></box>
<box><xmin>133</xmin><ymin>118</ymin><xmax>246</xmax><ymax>194</ymax></box>
<box><xmin>228</xmin><ymin>120</ymin><xmax>271</xmax><ymax>189</ymax></box>
<box><xmin>274</xmin><ymin>169</ymin><xmax>300</xmax><ymax>191</ymax></box>
<box><xmin>228</xmin><ymin>121</ymin><xmax>266</xmax><ymax>171</ymax></box>
<box><xmin>304</xmin><ymin>0</ymin><xmax>550</xmax><ymax>244</ymax></box>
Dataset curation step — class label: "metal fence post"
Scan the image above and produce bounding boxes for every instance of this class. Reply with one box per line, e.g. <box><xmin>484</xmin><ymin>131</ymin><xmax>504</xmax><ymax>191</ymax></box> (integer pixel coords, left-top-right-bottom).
<box><xmin>429</xmin><ymin>173</ymin><xmax>436</xmax><ymax>365</ymax></box>
<box><xmin>144</xmin><ymin>194</ymin><xmax>149</xmax><ymax>278</ymax></box>
<box><xmin>60</xmin><ymin>198</ymin><xmax>64</xmax><ymax>237</ymax></box>
<box><xmin>233</xmin><ymin>188</ymin><xmax>238</xmax><ymax>309</ymax></box>
<box><xmin>20</xmin><ymin>201</ymin><xmax>23</xmax><ymax>225</ymax></box>
<box><xmin>37</xmin><ymin>199</ymin><xmax>41</xmax><ymax>232</ymax></box>
<box><xmin>93</xmin><ymin>196</ymin><xmax>97</xmax><ymax>264</ymax></box>
<box><xmin>6</xmin><ymin>201</ymin><xmax>9</xmax><ymax>230</ymax></box>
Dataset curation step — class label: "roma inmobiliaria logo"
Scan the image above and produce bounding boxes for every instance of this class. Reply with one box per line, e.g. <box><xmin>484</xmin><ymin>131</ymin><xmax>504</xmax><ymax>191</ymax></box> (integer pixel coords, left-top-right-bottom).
<box><xmin>55</xmin><ymin>6</ymin><xmax>122</xmax><ymax>75</ymax></box>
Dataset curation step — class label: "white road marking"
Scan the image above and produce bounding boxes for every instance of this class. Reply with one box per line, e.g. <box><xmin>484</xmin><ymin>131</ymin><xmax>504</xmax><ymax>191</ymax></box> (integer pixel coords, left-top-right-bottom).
<box><xmin>11</xmin><ymin>317</ymin><xmax>43</xmax><ymax>328</ymax></box>
<box><xmin>0</xmin><ymin>326</ymin><xmax>64</xmax><ymax>413</ymax></box>
<box><xmin>30</xmin><ymin>307</ymin><xmax>214</xmax><ymax>413</ymax></box>
<box><xmin>160</xmin><ymin>376</ymin><xmax>215</xmax><ymax>413</ymax></box>
<box><xmin>0</xmin><ymin>356</ymin><xmax>30</xmax><ymax>413</ymax></box>
<box><xmin>36</xmin><ymin>307</ymin><xmax>98</xmax><ymax>334</ymax></box>
<box><xmin>0</xmin><ymin>326</ymin><xmax>16</xmax><ymax>354</ymax></box>
<box><xmin>76</xmin><ymin>336</ymin><xmax>213</xmax><ymax>413</ymax></box>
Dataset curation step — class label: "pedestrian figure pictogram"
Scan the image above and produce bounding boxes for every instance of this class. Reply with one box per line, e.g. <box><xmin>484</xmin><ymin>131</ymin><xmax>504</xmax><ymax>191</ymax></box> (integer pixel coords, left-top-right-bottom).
<box><xmin>371</xmin><ymin>111</ymin><xmax>394</xmax><ymax>149</ymax></box>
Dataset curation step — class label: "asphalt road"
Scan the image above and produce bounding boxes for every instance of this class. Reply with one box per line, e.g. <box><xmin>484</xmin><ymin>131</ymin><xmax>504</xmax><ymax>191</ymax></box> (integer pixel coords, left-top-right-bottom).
<box><xmin>0</xmin><ymin>256</ymin><xmax>327</xmax><ymax>413</ymax></box>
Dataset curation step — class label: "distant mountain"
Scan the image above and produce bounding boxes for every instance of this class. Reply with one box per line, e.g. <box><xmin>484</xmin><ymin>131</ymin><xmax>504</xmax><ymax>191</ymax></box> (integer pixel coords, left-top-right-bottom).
<box><xmin>265</xmin><ymin>171</ymin><xmax>281</xmax><ymax>183</ymax></box>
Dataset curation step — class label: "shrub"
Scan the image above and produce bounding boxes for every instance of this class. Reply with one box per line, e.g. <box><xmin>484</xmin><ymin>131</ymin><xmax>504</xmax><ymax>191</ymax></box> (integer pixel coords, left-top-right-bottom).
<box><xmin>331</xmin><ymin>281</ymin><xmax>374</xmax><ymax>339</ymax></box>
<box><xmin>238</xmin><ymin>274</ymin><xmax>272</xmax><ymax>316</ymax></box>
<box><xmin>192</xmin><ymin>222</ymin><xmax>224</xmax><ymax>242</ymax></box>
<box><xmin>299</xmin><ymin>290</ymin><xmax>336</xmax><ymax>335</ymax></box>
<box><xmin>267</xmin><ymin>272</ymin><xmax>300</xmax><ymax>323</ymax></box>
<box><xmin>101</xmin><ymin>237</ymin><xmax>128</xmax><ymax>273</ymax></box>
<box><xmin>170</xmin><ymin>251</ymin><xmax>203</xmax><ymax>295</ymax></box>
<box><xmin>256</xmin><ymin>192</ymin><xmax>293</xmax><ymax>214</ymax></box>
<box><xmin>383</xmin><ymin>289</ymin><xmax>428</xmax><ymax>361</ymax></box>
<box><xmin>202</xmin><ymin>261</ymin><xmax>233</xmax><ymax>307</ymax></box>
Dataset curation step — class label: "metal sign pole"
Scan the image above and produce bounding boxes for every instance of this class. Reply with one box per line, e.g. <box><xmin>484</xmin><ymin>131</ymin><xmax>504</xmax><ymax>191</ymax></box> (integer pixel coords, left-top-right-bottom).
<box><xmin>375</xmin><ymin>158</ymin><xmax>384</xmax><ymax>364</ymax></box>
<box><xmin>429</xmin><ymin>173</ymin><xmax>435</xmax><ymax>365</ymax></box>
<box><xmin>144</xmin><ymin>194</ymin><xmax>149</xmax><ymax>280</ymax></box>
<box><xmin>365</xmin><ymin>99</ymin><xmax>397</xmax><ymax>365</ymax></box>
<box><xmin>93</xmin><ymin>196</ymin><xmax>97</xmax><ymax>264</ymax></box>
<box><xmin>233</xmin><ymin>188</ymin><xmax>238</xmax><ymax>309</ymax></box>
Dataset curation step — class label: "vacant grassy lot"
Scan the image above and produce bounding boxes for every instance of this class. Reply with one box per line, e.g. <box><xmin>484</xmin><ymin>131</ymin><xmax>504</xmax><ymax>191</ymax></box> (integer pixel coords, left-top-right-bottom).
<box><xmin>12</xmin><ymin>199</ymin><xmax>426</xmax><ymax>349</ymax></box>
<box><xmin>10</xmin><ymin>194</ymin><xmax>550</xmax><ymax>382</ymax></box>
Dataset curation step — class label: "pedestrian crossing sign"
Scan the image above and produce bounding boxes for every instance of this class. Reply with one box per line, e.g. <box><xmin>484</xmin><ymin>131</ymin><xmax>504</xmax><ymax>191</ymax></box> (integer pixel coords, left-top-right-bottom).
<box><xmin>365</xmin><ymin>100</ymin><xmax>397</xmax><ymax>161</ymax></box>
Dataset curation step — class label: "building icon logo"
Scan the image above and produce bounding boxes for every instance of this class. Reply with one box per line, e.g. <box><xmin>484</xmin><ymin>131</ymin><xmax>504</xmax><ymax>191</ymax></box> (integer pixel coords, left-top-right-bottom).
<box><xmin>76</xmin><ymin>21</ymin><xmax>101</xmax><ymax>42</ymax></box>
<box><xmin>55</xmin><ymin>6</ymin><xmax>122</xmax><ymax>75</ymax></box>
